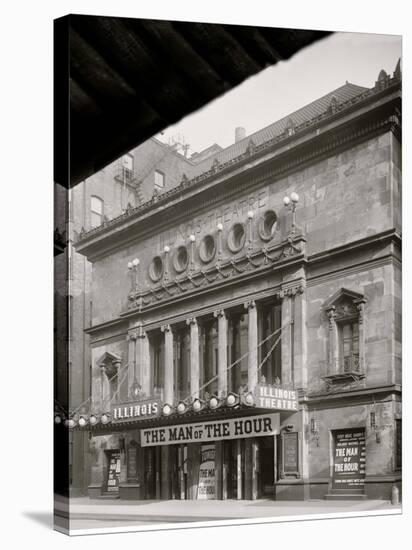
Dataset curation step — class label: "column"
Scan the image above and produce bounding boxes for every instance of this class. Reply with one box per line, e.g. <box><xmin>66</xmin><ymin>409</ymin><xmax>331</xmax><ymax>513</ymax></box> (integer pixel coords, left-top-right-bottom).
<box><xmin>280</xmin><ymin>290</ymin><xmax>293</xmax><ymax>385</ymax></box>
<box><xmin>127</xmin><ymin>330</ymin><xmax>137</xmax><ymax>394</ymax></box>
<box><xmin>237</xmin><ymin>439</ymin><xmax>242</xmax><ymax>500</ymax></box>
<box><xmin>355</xmin><ymin>299</ymin><xmax>366</xmax><ymax>372</ymax></box>
<box><xmin>293</xmin><ymin>286</ymin><xmax>307</xmax><ymax>390</ymax></box>
<box><xmin>160</xmin><ymin>324</ymin><xmax>173</xmax><ymax>500</ymax></box>
<box><xmin>187</xmin><ymin>317</ymin><xmax>200</xmax><ymax>399</ymax></box>
<box><xmin>244</xmin><ymin>301</ymin><xmax>258</xmax><ymax>392</ymax></box>
<box><xmin>140</xmin><ymin>331</ymin><xmax>151</xmax><ymax>396</ymax></box>
<box><xmin>326</xmin><ymin>307</ymin><xmax>339</xmax><ymax>373</ymax></box>
<box><xmin>214</xmin><ymin>310</ymin><xmax>228</xmax><ymax>397</ymax></box>
<box><xmin>161</xmin><ymin>324</ymin><xmax>174</xmax><ymax>404</ymax></box>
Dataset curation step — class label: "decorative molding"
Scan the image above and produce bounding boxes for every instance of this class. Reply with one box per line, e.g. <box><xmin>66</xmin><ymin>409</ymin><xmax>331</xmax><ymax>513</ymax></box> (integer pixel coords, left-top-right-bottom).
<box><xmin>127</xmin><ymin>235</ymin><xmax>306</xmax><ymax>312</ymax></box>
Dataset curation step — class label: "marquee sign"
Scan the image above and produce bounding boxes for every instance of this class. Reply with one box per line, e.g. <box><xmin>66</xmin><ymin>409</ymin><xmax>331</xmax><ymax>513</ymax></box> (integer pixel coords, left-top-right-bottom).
<box><xmin>112</xmin><ymin>398</ymin><xmax>160</xmax><ymax>423</ymax></box>
<box><xmin>140</xmin><ymin>413</ymin><xmax>280</xmax><ymax>447</ymax></box>
<box><xmin>255</xmin><ymin>384</ymin><xmax>298</xmax><ymax>411</ymax></box>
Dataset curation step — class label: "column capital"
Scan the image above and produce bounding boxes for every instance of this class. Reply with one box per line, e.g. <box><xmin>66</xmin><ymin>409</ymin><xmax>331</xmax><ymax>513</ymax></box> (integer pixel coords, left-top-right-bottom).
<box><xmin>161</xmin><ymin>324</ymin><xmax>173</xmax><ymax>333</ymax></box>
<box><xmin>279</xmin><ymin>283</ymin><xmax>305</xmax><ymax>299</ymax></box>
<box><xmin>186</xmin><ymin>317</ymin><xmax>198</xmax><ymax>326</ymax></box>
<box><xmin>214</xmin><ymin>309</ymin><xmax>226</xmax><ymax>319</ymax></box>
<box><xmin>244</xmin><ymin>300</ymin><xmax>256</xmax><ymax>311</ymax></box>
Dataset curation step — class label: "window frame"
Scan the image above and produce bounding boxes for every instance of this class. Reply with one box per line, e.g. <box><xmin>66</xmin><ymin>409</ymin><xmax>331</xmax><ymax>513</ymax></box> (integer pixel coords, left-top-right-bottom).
<box><xmin>90</xmin><ymin>195</ymin><xmax>104</xmax><ymax>228</ymax></box>
<box><xmin>154</xmin><ymin>170</ymin><xmax>165</xmax><ymax>189</ymax></box>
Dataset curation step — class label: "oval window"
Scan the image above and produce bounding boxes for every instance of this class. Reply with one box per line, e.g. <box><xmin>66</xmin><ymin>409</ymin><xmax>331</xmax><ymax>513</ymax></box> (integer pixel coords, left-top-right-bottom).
<box><xmin>227</xmin><ymin>223</ymin><xmax>246</xmax><ymax>253</ymax></box>
<box><xmin>173</xmin><ymin>245</ymin><xmax>189</xmax><ymax>273</ymax></box>
<box><xmin>199</xmin><ymin>234</ymin><xmax>216</xmax><ymax>263</ymax></box>
<box><xmin>259</xmin><ymin>210</ymin><xmax>278</xmax><ymax>241</ymax></box>
<box><xmin>149</xmin><ymin>256</ymin><xmax>164</xmax><ymax>282</ymax></box>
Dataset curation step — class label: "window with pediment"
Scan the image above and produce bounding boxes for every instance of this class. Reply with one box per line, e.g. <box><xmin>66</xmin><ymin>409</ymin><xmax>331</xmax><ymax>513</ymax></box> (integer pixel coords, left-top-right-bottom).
<box><xmin>323</xmin><ymin>289</ymin><xmax>366</xmax><ymax>382</ymax></box>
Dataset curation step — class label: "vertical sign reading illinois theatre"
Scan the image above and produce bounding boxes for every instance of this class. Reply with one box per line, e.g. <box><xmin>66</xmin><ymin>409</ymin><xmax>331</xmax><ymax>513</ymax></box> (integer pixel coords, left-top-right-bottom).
<box><xmin>332</xmin><ymin>429</ymin><xmax>366</xmax><ymax>492</ymax></box>
<box><xmin>197</xmin><ymin>445</ymin><xmax>216</xmax><ymax>500</ymax></box>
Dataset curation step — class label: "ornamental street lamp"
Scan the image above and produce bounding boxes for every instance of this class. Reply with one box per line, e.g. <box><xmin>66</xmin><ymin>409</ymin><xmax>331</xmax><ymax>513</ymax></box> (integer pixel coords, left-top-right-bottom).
<box><xmin>283</xmin><ymin>192</ymin><xmax>299</xmax><ymax>234</ymax></box>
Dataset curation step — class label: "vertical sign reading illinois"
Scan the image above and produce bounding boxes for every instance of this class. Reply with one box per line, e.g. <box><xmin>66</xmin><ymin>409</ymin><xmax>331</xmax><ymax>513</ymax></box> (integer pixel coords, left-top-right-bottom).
<box><xmin>197</xmin><ymin>444</ymin><xmax>216</xmax><ymax>500</ymax></box>
<box><xmin>332</xmin><ymin>429</ymin><xmax>366</xmax><ymax>491</ymax></box>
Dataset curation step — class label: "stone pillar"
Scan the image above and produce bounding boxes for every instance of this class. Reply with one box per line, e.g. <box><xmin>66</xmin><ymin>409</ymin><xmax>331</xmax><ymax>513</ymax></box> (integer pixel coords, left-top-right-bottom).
<box><xmin>244</xmin><ymin>439</ymin><xmax>253</xmax><ymax>499</ymax></box>
<box><xmin>161</xmin><ymin>324</ymin><xmax>174</xmax><ymax>404</ymax></box>
<box><xmin>251</xmin><ymin>439</ymin><xmax>258</xmax><ymax>500</ymax></box>
<box><xmin>280</xmin><ymin>290</ymin><xmax>293</xmax><ymax>385</ymax></box>
<box><xmin>127</xmin><ymin>330</ymin><xmax>138</xmax><ymax>394</ymax></box>
<box><xmin>355</xmin><ymin>299</ymin><xmax>367</xmax><ymax>372</ymax></box>
<box><xmin>140</xmin><ymin>331</ymin><xmax>151</xmax><ymax>396</ymax></box>
<box><xmin>214</xmin><ymin>310</ymin><xmax>228</xmax><ymax>397</ymax></box>
<box><xmin>237</xmin><ymin>439</ymin><xmax>242</xmax><ymax>500</ymax></box>
<box><xmin>301</xmin><ymin>407</ymin><xmax>310</xmax><ymax>500</ymax></box>
<box><xmin>160</xmin><ymin>446</ymin><xmax>170</xmax><ymax>499</ymax></box>
<box><xmin>326</xmin><ymin>307</ymin><xmax>339</xmax><ymax>373</ymax></box>
<box><xmin>187</xmin><ymin>317</ymin><xmax>200</xmax><ymax>399</ymax></box>
<box><xmin>215</xmin><ymin>441</ymin><xmax>223</xmax><ymax>499</ymax></box>
<box><xmin>293</xmin><ymin>286</ymin><xmax>307</xmax><ymax>390</ymax></box>
<box><xmin>244</xmin><ymin>300</ymin><xmax>258</xmax><ymax>392</ymax></box>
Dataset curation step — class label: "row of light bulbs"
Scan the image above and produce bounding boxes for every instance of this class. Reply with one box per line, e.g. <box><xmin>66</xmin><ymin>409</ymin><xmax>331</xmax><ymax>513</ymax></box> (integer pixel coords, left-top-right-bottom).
<box><xmin>54</xmin><ymin>391</ymin><xmax>256</xmax><ymax>428</ymax></box>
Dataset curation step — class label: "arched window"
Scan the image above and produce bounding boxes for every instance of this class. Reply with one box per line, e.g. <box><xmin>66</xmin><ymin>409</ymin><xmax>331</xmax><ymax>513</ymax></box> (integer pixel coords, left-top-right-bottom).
<box><xmin>91</xmin><ymin>196</ymin><xmax>104</xmax><ymax>228</ymax></box>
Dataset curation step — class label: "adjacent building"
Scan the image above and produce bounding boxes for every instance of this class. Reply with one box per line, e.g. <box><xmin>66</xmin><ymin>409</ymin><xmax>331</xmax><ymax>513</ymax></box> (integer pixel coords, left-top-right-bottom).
<box><xmin>73</xmin><ymin>61</ymin><xmax>402</xmax><ymax>501</ymax></box>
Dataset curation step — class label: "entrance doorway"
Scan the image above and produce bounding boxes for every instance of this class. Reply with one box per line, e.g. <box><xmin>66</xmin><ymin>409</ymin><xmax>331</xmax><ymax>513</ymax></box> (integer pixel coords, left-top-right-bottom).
<box><xmin>258</xmin><ymin>436</ymin><xmax>275</xmax><ymax>497</ymax></box>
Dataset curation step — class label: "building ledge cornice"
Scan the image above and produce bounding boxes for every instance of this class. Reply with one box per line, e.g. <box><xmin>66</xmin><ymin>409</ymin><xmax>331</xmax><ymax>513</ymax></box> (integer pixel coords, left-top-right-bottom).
<box><xmin>75</xmin><ymin>78</ymin><xmax>401</xmax><ymax>261</ymax></box>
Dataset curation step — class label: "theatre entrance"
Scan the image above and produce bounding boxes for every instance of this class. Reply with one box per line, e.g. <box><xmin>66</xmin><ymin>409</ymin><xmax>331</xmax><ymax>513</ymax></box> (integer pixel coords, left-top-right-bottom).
<box><xmin>143</xmin><ymin>445</ymin><xmax>188</xmax><ymax>500</ymax></box>
<box><xmin>223</xmin><ymin>436</ymin><xmax>276</xmax><ymax>499</ymax></box>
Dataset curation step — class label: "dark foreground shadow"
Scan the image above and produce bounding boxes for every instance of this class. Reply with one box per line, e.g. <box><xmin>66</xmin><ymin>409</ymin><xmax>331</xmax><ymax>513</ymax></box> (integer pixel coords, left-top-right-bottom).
<box><xmin>22</xmin><ymin>511</ymin><xmax>54</xmax><ymax>530</ymax></box>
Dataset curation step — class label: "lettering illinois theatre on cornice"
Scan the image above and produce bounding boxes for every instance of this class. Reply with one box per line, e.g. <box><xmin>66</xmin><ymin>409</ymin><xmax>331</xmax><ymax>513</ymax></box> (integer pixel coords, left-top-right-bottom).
<box><xmin>158</xmin><ymin>189</ymin><xmax>268</xmax><ymax>250</ymax></box>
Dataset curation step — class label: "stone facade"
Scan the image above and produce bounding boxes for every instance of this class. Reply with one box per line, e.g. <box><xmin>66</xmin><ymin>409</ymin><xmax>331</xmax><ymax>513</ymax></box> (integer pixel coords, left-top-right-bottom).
<box><xmin>73</xmin><ymin>63</ymin><xmax>402</xmax><ymax>501</ymax></box>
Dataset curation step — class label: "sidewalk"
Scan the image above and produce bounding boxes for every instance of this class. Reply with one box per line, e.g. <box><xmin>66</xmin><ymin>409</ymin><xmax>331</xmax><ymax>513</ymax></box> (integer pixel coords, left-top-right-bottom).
<box><xmin>54</xmin><ymin>496</ymin><xmax>401</xmax><ymax>533</ymax></box>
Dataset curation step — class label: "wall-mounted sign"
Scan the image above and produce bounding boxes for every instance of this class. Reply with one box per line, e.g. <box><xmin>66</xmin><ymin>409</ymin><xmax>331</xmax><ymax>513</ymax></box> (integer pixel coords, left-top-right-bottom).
<box><xmin>197</xmin><ymin>444</ymin><xmax>216</xmax><ymax>500</ymax></box>
<box><xmin>255</xmin><ymin>384</ymin><xmax>298</xmax><ymax>411</ymax></box>
<box><xmin>141</xmin><ymin>413</ymin><xmax>280</xmax><ymax>447</ymax></box>
<box><xmin>332</xmin><ymin>429</ymin><xmax>366</xmax><ymax>491</ymax></box>
<box><xmin>106</xmin><ymin>450</ymin><xmax>121</xmax><ymax>492</ymax></box>
<box><xmin>283</xmin><ymin>432</ymin><xmax>299</xmax><ymax>474</ymax></box>
<box><xmin>127</xmin><ymin>441</ymin><xmax>138</xmax><ymax>481</ymax></box>
<box><xmin>112</xmin><ymin>399</ymin><xmax>160</xmax><ymax>423</ymax></box>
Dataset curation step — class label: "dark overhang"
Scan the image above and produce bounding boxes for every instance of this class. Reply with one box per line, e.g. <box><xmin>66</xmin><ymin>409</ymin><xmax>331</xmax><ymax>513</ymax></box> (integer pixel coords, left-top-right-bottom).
<box><xmin>54</xmin><ymin>14</ymin><xmax>331</xmax><ymax>189</ymax></box>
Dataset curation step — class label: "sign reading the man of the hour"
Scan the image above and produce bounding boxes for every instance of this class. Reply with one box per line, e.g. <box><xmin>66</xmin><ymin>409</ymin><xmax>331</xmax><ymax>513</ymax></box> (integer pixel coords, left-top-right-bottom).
<box><xmin>255</xmin><ymin>384</ymin><xmax>298</xmax><ymax>411</ymax></box>
<box><xmin>197</xmin><ymin>445</ymin><xmax>216</xmax><ymax>500</ymax></box>
<box><xmin>332</xmin><ymin>429</ymin><xmax>366</xmax><ymax>491</ymax></box>
<box><xmin>140</xmin><ymin>413</ymin><xmax>280</xmax><ymax>447</ymax></box>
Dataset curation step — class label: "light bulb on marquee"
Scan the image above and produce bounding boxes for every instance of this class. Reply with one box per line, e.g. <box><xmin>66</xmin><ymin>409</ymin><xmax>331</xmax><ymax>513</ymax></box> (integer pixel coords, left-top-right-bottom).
<box><xmin>244</xmin><ymin>392</ymin><xmax>255</xmax><ymax>406</ymax></box>
<box><xmin>162</xmin><ymin>404</ymin><xmax>172</xmax><ymax>416</ymax></box>
<box><xmin>177</xmin><ymin>402</ymin><xmax>186</xmax><ymax>414</ymax></box>
<box><xmin>192</xmin><ymin>399</ymin><xmax>202</xmax><ymax>412</ymax></box>
<box><xmin>78</xmin><ymin>416</ymin><xmax>87</xmax><ymax>427</ymax></box>
<box><xmin>89</xmin><ymin>415</ymin><xmax>98</xmax><ymax>426</ymax></box>
<box><xmin>226</xmin><ymin>393</ymin><xmax>237</xmax><ymax>407</ymax></box>
<box><xmin>209</xmin><ymin>396</ymin><xmax>219</xmax><ymax>409</ymax></box>
<box><xmin>101</xmin><ymin>413</ymin><xmax>110</xmax><ymax>424</ymax></box>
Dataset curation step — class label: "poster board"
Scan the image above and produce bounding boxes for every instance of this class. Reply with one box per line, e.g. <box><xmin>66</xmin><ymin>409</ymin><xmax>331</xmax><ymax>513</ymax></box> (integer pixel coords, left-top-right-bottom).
<box><xmin>332</xmin><ymin>429</ymin><xmax>366</xmax><ymax>492</ymax></box>
<box><xmin>197</xmin><ymin>445</ymin><xmax>216</xmax><ymax>500</ymax></box>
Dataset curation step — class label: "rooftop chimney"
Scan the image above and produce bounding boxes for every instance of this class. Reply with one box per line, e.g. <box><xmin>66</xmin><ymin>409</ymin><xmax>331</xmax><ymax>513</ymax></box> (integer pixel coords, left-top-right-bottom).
<box><xmin>235</xmin><ymin>127</ymin><xmax>246</xmax><ymax>143</ymax></box>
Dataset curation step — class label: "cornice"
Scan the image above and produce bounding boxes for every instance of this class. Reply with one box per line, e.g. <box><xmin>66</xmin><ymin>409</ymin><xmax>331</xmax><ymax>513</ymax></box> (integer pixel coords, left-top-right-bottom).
<box><xmin>304</xmin><ymin>384</ymin><xmax>401</xmax><ymax>408</ymax></box>
<box><xmin>75</xmin><ymin>81</ymin><xmax>401</xmax><ymax>260</ymax></box>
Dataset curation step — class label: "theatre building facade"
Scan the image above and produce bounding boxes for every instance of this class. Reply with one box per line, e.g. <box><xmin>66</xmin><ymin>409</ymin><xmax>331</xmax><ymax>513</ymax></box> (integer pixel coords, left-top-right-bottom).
<box><xmin>75</xmin><ymin>63</ymin><xmax>402</xmax><ymax>501</ymax></box>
